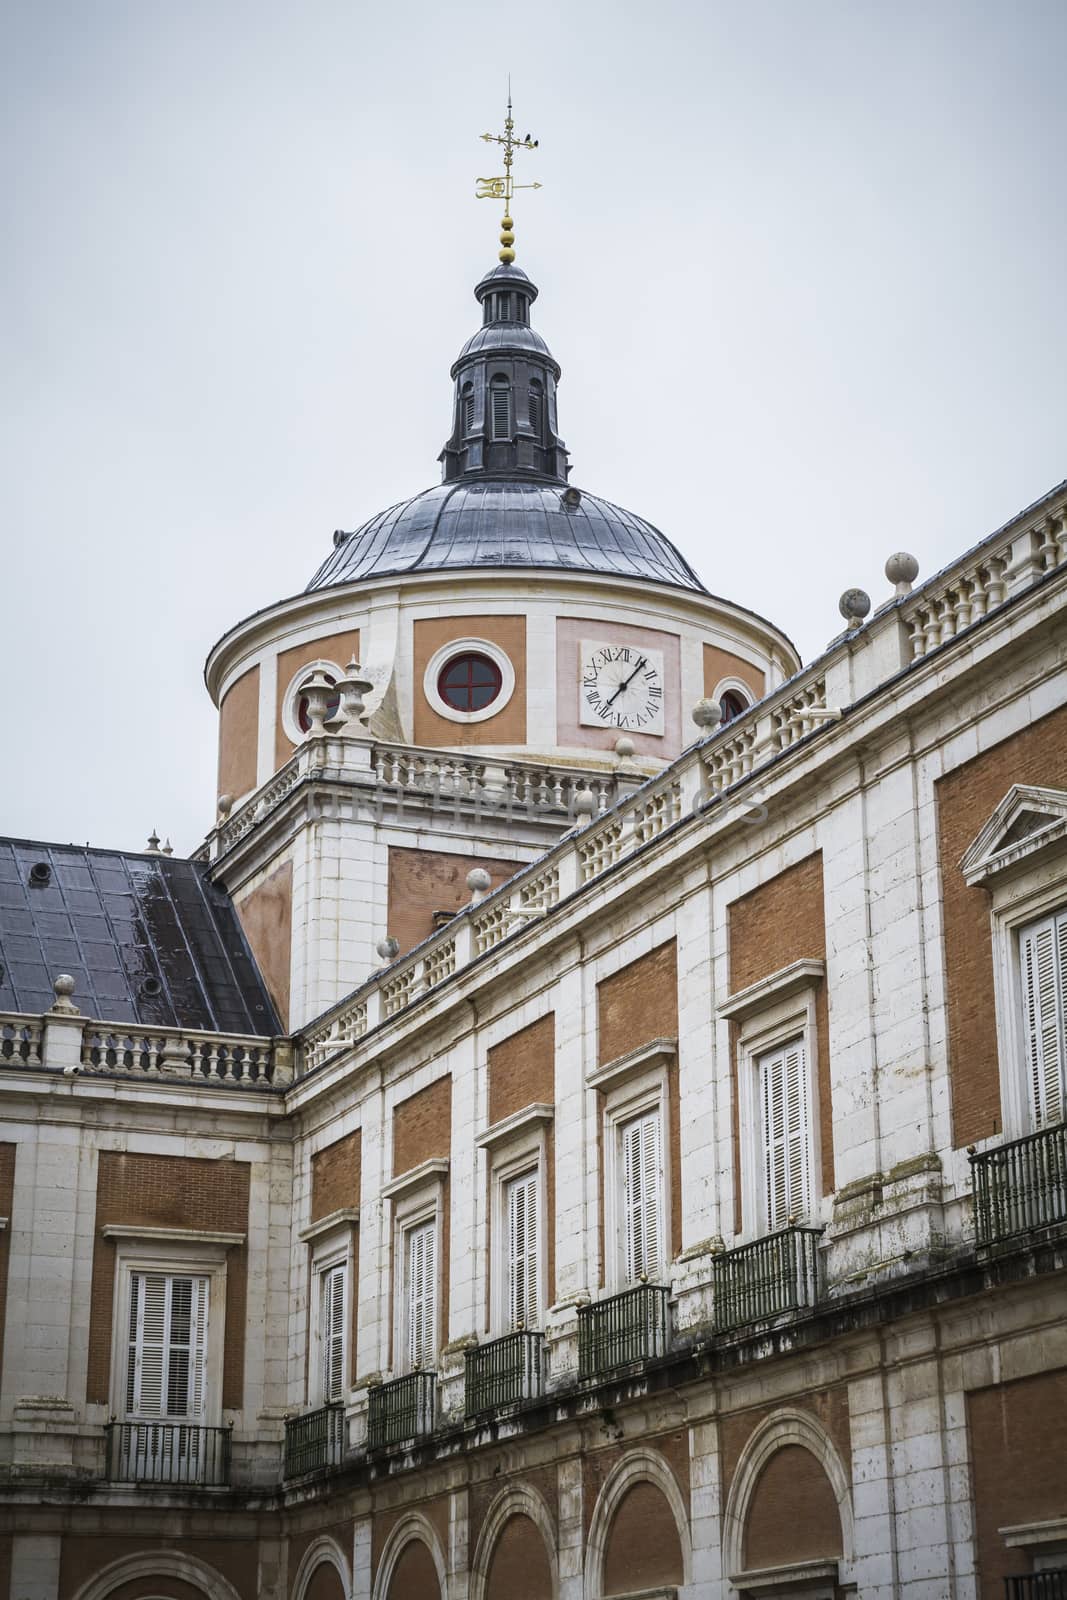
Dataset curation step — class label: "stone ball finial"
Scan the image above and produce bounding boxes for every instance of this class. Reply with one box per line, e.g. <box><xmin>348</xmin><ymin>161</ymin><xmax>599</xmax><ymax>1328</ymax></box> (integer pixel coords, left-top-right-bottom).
<box><xmin>375</xmin><ymin>935</ymin><xmax>400</xmax><ymax>963</ymax></box>
<box><xmin>51</xmin><ymin>973</ymin><xmax>79</xmax><ymax>1015</ymax></box>
<box><xmin>839</xmin><ymin>588</ymin><xmax>872</xmax><ymax>624</ymax></box>
<box><xmin>885</xmin><ymin>551</ymin><xmax>919</xmax><ymax>596</ymax></box>
<box><xmin>217</xmin><ymin>795</ymin><xmax>233</xmax><ymax>820</ymax></box>
<box><xmin>691</xmin><ymin>698</ymin><xmax>720</xmax><ymax>730</ymax></box>
<box><xmin>573</xmin><ymin>785</ymin><xmax>597</xmax><ymax>819</ymax></box>
<box><xmin>614</xmin><ymin>736</ymin><xmax>636</xmax><ymax>760</ymax></box>
<box><xmin>466</xmin><ymin>868</ymin><xmax>492</xmax><ymax>895</ymax></box>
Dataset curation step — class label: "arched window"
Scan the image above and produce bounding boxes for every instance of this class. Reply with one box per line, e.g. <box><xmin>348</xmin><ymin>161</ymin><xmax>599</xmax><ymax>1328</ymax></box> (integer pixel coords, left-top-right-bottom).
<box><xmin>719</xmin><ymin>690</ymin><xmax>749</xmax><ymax>725</ymax></box>
<box><xmin>528</xmin><ymin>380</ymin><xmax>544</xmax><ymax>439</ymax></box>
<box><xmin>462</xmin><ymin>383</ymin><xmax>475</xmax><ymax>436</ymax></box>
<box><xmin>490</xmin><ymin>377</ymin><xmax>511</xmax><ymax>441</ymax></box>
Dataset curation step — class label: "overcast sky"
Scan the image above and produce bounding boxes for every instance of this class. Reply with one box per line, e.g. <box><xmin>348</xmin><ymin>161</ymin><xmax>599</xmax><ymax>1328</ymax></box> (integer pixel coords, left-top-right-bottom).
<box><xmin>2</xmin><ymin>0</ymin><xmax>1065</xmax><ymax>855</ymax></box>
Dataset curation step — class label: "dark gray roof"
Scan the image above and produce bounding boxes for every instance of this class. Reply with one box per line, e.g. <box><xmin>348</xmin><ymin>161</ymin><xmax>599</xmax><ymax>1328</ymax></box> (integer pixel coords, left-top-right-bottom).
<box><xmin>307</xmin><ymin>478</ymin><xmax>709</xmax><ymax>594</ymax></box>
<box><xmin>455</xmin><ymin>322</ymin><xmax>555</xmax><ymax>364</ymax></box>
<box><xmin>0</xmin><ymin>840</ymin><xmax>278</xmax><ymax>1034</ymax></box>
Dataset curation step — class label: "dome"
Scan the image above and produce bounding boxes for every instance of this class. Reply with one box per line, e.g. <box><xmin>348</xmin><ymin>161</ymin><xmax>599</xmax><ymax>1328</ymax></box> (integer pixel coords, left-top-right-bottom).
<box><xmin>306</xmin><ymin>478</ymin><xmax>709</xmax><ymax>595</ymax></box>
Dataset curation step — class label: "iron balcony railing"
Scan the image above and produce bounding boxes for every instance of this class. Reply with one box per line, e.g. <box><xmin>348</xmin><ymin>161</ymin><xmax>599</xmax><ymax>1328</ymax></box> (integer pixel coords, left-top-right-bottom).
<box><xmin>283</xmin><ymin>1402</ymin><xmax>346</xmax><ymax>1478</ymax></box>
<box><xmin>577</xmin><ymin>1283</ymin><xmax>670</xmax><ymax>1380</ymax></box>
<box><xmin>366</xmin><ymin>1371</ymin><xmax>436</xmax><ymax>1449</ymax></box>
<box><xmin>971</xmin><ymin>1123</ymin><xmax>1067</xmax><ymax>1245</ymax></box>
<box><xmin>711</xmin><ymin>1224</ymin><xmax>823</xmax><ymax>1334</ymax></box>
<box><xmin>104</xmin><ymin>1420</ymin><xmax>231</xmax><ymax>1486</ymax></box>
<box><xmin>1005</xmin><ymin>1573</ymin><xmax>1067</xmax><ymax>1599</ymax></box>
<box><xmin>465</xmin><ymin>1330</ymin><xmax>544</xmax><ymax>1416</ymax></box>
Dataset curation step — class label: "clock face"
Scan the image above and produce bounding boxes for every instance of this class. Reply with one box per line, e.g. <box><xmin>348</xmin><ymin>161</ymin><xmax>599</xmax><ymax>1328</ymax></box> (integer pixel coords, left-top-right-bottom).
<box><xmin>579</xmin><ymin>639</ymin><xmax>665</xmax><ymax>735</ymax></box>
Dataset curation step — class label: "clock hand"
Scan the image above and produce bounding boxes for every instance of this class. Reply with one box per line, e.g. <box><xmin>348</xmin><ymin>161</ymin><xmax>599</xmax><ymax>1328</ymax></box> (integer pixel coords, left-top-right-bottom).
<box><xmin>603</xmin><ymin>656</ymin><xmax>648</xmax><ymax>710</ymax></box>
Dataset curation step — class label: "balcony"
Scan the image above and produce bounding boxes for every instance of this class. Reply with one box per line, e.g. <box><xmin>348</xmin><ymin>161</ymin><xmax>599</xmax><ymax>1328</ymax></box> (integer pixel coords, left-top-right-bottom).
<box><xmin>577</xmin><ymin>1284</ymin><xmax>670</xmax><ymax>1380</ymax></box>
<box><xmin>104</xmin><ymin>1420</ymin><xmax>231</xmax><ymax>1486</ymax></box>
<box><xmin>1005</xmin><ymin>1574</ymin><xmax>1067</xmax><ymax>1599</ymax></box>
<box><xmin>283</xmin><ymin>1402</ymin><xmax>346</xmax><ymax>1479</ymax></box>
<box><xmin>367</xmin><ymin>1371</ymin><xmax>436</xmax><ymax>1449</ymax></box>
<box><xmin>711</xmin><ymin>1225</ymin><xmax>823</xmax><ymax>1334</ymax></box>
<box><xmin>465</xmin><ymin>1330</ymin><xmax>544</xmax><ymax>1417</ymax></box>
<box><xmin>971</xmin><ymin>1124</ymin><xmax>1067</xmax><ymax>1245</ymax></box>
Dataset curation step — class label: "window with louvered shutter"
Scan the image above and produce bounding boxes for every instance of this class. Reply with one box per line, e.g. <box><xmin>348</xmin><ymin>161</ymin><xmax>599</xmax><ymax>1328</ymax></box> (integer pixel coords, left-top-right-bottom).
<box><xmin>759</xmin><ymin>1038</ymin><xmax>811</xmax><ymax>1230</ymax></box>
<box><xmin>406</xmin><ymin>1219</ymin><xmax>437</xmax><ymax>1370</ymax></box>
<box><xmin>1019</xmin><ymin>911</ymin><xmax>1067</xmax><ymax>1128</ymax></box>
<box><xmin>528</xmin><ymin>383</ymin><xmax>543</xmax><ymax>438</ymax></box>
<box><xmin>463</xmin><ymin>388</ymin><xmax>476</xmax><ymax>435</ymax></box>
<box><xmin>621</xmin><ymin>1108</ymin><xmax>663</xmax><ymax>1283</ymax></box>
<box><xmin>506</xmin><ymin>1170</ymin><xmax>539</xmax><ymax>1329</ymax></box>
<box><xmin>320</xmin><ymin>1263</ymin><xmax>346</xmax><ymax>1403</ymax></box>
<box><xmin>491</xmin><ymin>384</ymin><xmax>510</xmax><ymax>440</ymax></box>
<box><xmin>125</xmin><ymin>1272</ymin><xmax>208</xmax><ymax>1420</ymax></box>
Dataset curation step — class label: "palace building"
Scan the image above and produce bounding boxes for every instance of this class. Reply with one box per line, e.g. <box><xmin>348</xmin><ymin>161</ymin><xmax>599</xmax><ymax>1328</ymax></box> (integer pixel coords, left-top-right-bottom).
<box><xmin>1</xmin><ymin>133</ymin><xmax>1067</xmax><ymax>1600</ymax></box>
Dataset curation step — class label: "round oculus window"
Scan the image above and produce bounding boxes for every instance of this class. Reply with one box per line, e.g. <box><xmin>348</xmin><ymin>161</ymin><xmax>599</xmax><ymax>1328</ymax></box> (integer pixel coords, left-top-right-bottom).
<box><xmin>296</xmin><ymin>677</ymin><xmax>341</xmax><ymax>733</ymax></box>
<box><xmin>436</xmin><ymin>653</ymin><xmax>503</xmax><ymax>714</ymax></box>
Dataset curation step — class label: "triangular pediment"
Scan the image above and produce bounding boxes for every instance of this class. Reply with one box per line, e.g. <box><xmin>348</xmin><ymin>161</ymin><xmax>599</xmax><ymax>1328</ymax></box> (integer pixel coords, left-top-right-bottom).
<box><xmin>960</xmin><ymin>785</ymin><xmax>1067</xmax><ymax>886</ymax></box>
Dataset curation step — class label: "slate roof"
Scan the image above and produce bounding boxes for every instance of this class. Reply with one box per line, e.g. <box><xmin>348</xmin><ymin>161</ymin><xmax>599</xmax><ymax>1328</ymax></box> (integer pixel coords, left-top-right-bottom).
<box><xmin>0</xmin><ymin>839</ymin><xmax>278</xmax><ymax>1035</ymax></box>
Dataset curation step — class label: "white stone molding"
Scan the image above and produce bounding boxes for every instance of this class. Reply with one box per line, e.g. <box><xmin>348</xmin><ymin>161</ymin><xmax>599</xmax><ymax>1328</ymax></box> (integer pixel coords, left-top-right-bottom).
<box><xmin>71</xmin><ymin>1551</ymin><xmax>244</xmax><ymax>1600</ymax></box>
<box><xmin>298</xmin><ymin>1206</ymin><xmax>360</xmax><ymax>1243</ymax></box>
<box><xmin>585</xmin><ymin>1035</ymin><xmax>677</xmax><ymax>1092</ymax></box>
<box><xmin>960</xmin><ymin>784</ymin><xmax>1067</xmax><ymax>887</ymax></box>
<box><xmin>381</xmin><ymin>1158</ymin><xmax>450</xmax><ymax>1202</ymax></box>
<box><xmin>422</xmin><ymin>636</ymin><xmax>516</xmax><ymax>725</ymax></box>
<box><xmin>721</xmin><ymin>1408</ymin><xmax>854</xmax><ymax>1588</ymax></box>
<box><xmin>584</xmin><ymin>1446</ymin><xmax>693</xmax><ymax>1599</ymax></box>
<box><xmin>1000</xmin><ymin>1517</ymin><xmax>1067</xmax><ymax>1549</ymax></box>
<box><xmin>716</xmin><ymin>960</ymin><xmax>826</xmax><ymax>1023</ymax></box>
<box><xmin>371</xmin><ymin>1509</ymin><xmax>448</xmax><ymax>1600</ymax></box>
<box><xmin>291</xmin><ymin>1533</ymin><xmax>353</xmax><ymax>1600</ymax></box>
<box><xmin>100</xmin><ymin>1224</ymin><xmax>245</xmax><ymax>1247</ymax></box>
<box><xmin>475</xmin><ymin>1102</ymin><xmax>554</xmax><ymax>1151</ymax></box>
<box><xmin>468</xmin><ymin>1481</ymin><xmax>560</xmax><ymax>1600</ymax></box>
<box><xmin>728</xmin><ymin>1557</ymin><xmax>839</xmax><ymax>1595</ymax></box>
<box><xmin>710</xmin><ymin>674</ymin><xmax>757</xmax><ymax>712</ymax></box>
<box><xmin>281</xmin><ymin>656</ymin><xmax>346</xmax><ymax>746</ymax></box>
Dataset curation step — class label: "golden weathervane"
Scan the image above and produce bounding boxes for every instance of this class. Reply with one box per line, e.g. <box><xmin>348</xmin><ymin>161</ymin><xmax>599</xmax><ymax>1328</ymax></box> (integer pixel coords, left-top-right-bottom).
<box><xmin>476</xmin><ymin>86</ymin><xmax>541</xmax><ymax>264</ymax></box>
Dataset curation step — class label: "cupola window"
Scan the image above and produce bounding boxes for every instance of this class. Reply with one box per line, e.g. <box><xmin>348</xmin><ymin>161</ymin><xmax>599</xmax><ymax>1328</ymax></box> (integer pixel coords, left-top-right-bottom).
<box><xmin>437</xmin><ymin>652</ymin><xmax>503</xmax><ymax>713</ymax></box>
<box><xmin>490</xmin><ymin>378</ymin><xmax>511</xmax><ymax>441</ymax></box>
<box><xmin>462</xmin><ymin>384</ymin><xmax>475</xmax><ymax>436</ymax></box>
<box><xmin>528</xmin><ymin>380</ymin><xmax>544</xmax><ymax>439</ymax></box>
<box><xmin>497</xmin><ymin>291</ymin><xmax>512</xmax><ymax>321</ymax></box>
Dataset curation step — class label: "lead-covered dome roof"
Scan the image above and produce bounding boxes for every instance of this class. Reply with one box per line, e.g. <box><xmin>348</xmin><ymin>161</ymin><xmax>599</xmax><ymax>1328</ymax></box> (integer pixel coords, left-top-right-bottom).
<box><xmin>306</xmin><ymin>478</ymin><xmax>708</xmax><ymax>594</ymax></box>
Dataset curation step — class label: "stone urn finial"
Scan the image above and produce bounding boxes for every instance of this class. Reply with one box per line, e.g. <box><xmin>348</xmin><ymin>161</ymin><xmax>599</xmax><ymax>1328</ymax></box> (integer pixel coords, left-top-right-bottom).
<box><xmin>301</xmin><ymin>669</ymin><xmax>335</xmax><ymax>736</ymax></box>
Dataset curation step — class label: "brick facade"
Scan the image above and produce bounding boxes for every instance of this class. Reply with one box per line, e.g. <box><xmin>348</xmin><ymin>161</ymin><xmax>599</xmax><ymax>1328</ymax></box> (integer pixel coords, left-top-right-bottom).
<box><xmin>602</xmin><ymin>1480</ymin><xmax>686</xmax><ymax>1594</ymax></box>
<box><xmin>236</xmin><ymin>860</ymin><xmax>293</xmax><ymax>1029</ymax></box>
<box><xmin>742</xmin><ymin>1443</ymin><xmax>843</xmax><ymax>1569</ymax></box>
<box><xmin>412</xmin><ymin>615</ymin><xmax>526</xmax><ymax>749</ymax></box>
<box><xmin>387</xmin><ymin>846</ymin><xmax>523</xmax><ymax>956</ymax></box>
<box><xmin>86</xmin><ymin>1152</ymin><xmax>251</xmax><ymax>1410</ymax></box>
<box><xmin>0</xmin><ymin>1144</ymin><xmax>14</xmax><ymax>1387</ymax></box>
<box><xmin>487</xmin><ymin>1013</ymin><xmax>557</xmax><ymax>1311</ymax></box>
<box><xmin>936</xmin><ymin>701</ymin><xmax>1067</xmax><ymax>1146</ymax></box>
<box><xmin>274</xmin><ymin>629</ymin><xmax>361</xmax><ymax>769</ymax></box>
<box><xmin>217</xmin><ymin>664</ymin><xmax>260</xmax><ymax>803</ymax></box>
<box><xmin>392</xmin><ymin>1078</ymin><xmax>452</xmax><ymax>1361</ymax></box>
<box><xmin>311</xmin><ymin>1130</ymin><xmax>362</xmax><ymax>1222</ymax></box>
<box><xmin>967</xmin><ymin>1368</ymin><xmax>1067</xmax><ymax>1596</ymax></box>
<box><xmin>485</xmin><ymin>1513</ymin><xmax>554</xmax><ymax>1600</ymax></box>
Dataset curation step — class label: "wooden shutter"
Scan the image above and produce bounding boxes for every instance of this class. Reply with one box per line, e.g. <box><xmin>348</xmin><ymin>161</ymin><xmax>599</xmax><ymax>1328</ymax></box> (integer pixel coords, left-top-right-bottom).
<box><xmin>125</xmin><ymin>1272</ymin><xmax>208</xmax><ymax>1419</ymax></box>
<box><xmin>1020</xmin><ymin>912</ymin><xmax>1067</xmax><ymax>1127</ymax></box>
<box><xmin>463</xmin><ymin>392</ymin><xmax>476</xmax><ymax>434</ymax></box>
<box><xmin>407</xmin><ymin>1220</ymin><xmax>437</xmax><ymax>1370</ymax></box>
<box><xmin>506</xmin><ymin>1170</ymin><xmax>539</xmax><ymax>1329</ymax></box>
<box><xmin>622</xmin><ymin>1108</ymin><xmax>662</xmax><ymax>1283</ymax></box>
<box><xmin>760</xmin><ymin>1038</ymin><xmax>811</xmax><ymax>1230</ymax></box>
<box><xmin>528</xmin><ymin>385</ymin><xmax>543</xmax><ymax>437</ymax></box>
<box><xmin>320</xmin><ymin>1263</ymin><xmax>346</xmax><ymax>1403</ymax></box>
<box><xmin>491</xmin><ymin>386</ymin><xmax>510</xmax><ymax>440</ymax></box>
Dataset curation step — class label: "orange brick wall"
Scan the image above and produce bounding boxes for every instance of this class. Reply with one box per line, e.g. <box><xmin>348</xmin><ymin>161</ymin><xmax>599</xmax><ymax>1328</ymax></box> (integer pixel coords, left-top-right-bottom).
<box><xmin>236</xmin><ymin>860</ymin><xmax>293</xmax><ymax>1029</ymax></box>
<box><xmin>486</xmin><ymin>1514</ymin><xmax>554</xmax><ymax>1600</ymax></box>
<box><xmin>87</xmin><ymin>1152</ymin><xmax>250</xmax><ymax>1410</ymax></box>
<box><xmin>720</xmin><ymin>1388</ymin><xmax>851</xmax><ymax>1502</ymax></box>
<box><xmin>217</xmin><ymin>664</ymin><xmax>260</xmax><ymax>803</ymax></box>
<box><xmin>413</xmin><ymin>615</ymin><xmax>526</xmax><ymax>749</ymax></box>
<box><xmin>0</xmin><ymin>1144</ymin><xmax>15</xmax><ymax>1388</ymax></box>
<box><xmin>469</xmin><ymin>1462</ymin><xmax>559</xmax><ymax>1557</ymax></box>
<box><xmin>703</xmin><ymin>642</ymin><xmax>766</xmax><ymax>704</ymax></box>
<box><xmin>311</xmin><ymin>1131</ymin><xmax>362</xmax><ymax>1222</ymax></box>
<box><xmin>967</xmin><ymin>1370</ymin><xmax>1067</xmax><ymax>1597</ymax></box>
<box><xmin>583</xmin><ymin>1430</ymin><xmax>690</xmax><ymax>1536</ymax></box>
<box><xmin>373</xmin><ymin>1501</ymin><xmax>450</xmax><ymax>1588</ymax></box>
<box><xmin>274</xmin><ymin>629</ymin><xmax>361</xmax><ymax>769</ymax></box>
<box><xmin>936</xmin><ymin>703</ymin><xmax>1067</xmax><ymax>1146</ymax></box>
<box><xmin>601</xmin><ymin>1482</ymin><xmax>685</xmax><ymax>1594</ymax></box>
<box><xmin>305</xmin><ymin>1563</ymin><xmax>347</xmax><ymax>1600</ymax></box>
<box><xmin>388</xmin><ymin>847</ymin><xmax>523</xmax><ymax>956</ymax></box>
<box><xmin>596</xmin><ymin>943</ymin><xmax>681</xmax><ymax>1280</ymax></box>
<box><xmin>743</xmin><ymin>1444</ymin><xmax>843</xmax><ymax>1568</ymax></box>
<box><xmin>59</xmin><ymin>1535</ymin><xmax>258</xmax><ymax>1600</ymax></box>
<box><xmin>727</xmin><ymin>853</ymin><xmax>833</xmax><ymax>1229</ymax></box>
<box><xmin>392</xmin><ymin>1078</ymin><xmax>452</xmax><ymax>1360</ymax></box>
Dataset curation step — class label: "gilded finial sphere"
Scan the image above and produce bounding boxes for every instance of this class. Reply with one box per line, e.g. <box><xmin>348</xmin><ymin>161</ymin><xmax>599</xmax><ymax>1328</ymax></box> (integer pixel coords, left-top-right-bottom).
<box><xmin>500</xmin><ymin>229</ymin><xmax>515</xmax><ymax>247</ymax></box>
<box><xmin>499</xmin><ymin>247</ymin><xmax>516</xmax><ymax>263</ymax></box>
<box><xmin>502</xmin><ymin>214</ymin><xmax>513</xmax><ymax>228</ymax></box>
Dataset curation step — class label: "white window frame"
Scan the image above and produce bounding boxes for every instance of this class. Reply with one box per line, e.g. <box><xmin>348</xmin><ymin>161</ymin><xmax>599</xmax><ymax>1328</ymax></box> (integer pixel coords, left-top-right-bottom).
<box><xmin>311</xmin><ymin>1242</ymin><xmax>349</xmax><ymax>1406</ymax></box>
<box><xmin>587</xmin><ymin>1041</ymin><xmax>676</xmax><ymax>1292</ymax></box>
<box><xmin>477</xmin><ymin>1104</ymin><xmax>553</xmax><ymax>1336</ymax></box>
<box><xmin>719</xmin><ymin>961</ymin><xmax>825</xmax><ymax>1241</ymax></box>
<box><xmin>421</xmin><ymin>637</ymin><xmax>516</xmax><ymax>727</ymax></box>
<box><xmin>280</xmin><ymin>657</ymin><xmax>344</xmax><ymax>745</ymax></box>
<box><xmin>381</xmin><ymin>1159</ymin><xmax>448</xmax><ymax>1375</ymax></box>
<box><xmin>105</xmin><ymin>1231</ymin><xmax>235</xmax><ymax>1428</ymax></box>
<box><xmin>961</xmin><ymin>788</ymin><xmax>1067</xmax><ymax>1142</ymax></box>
